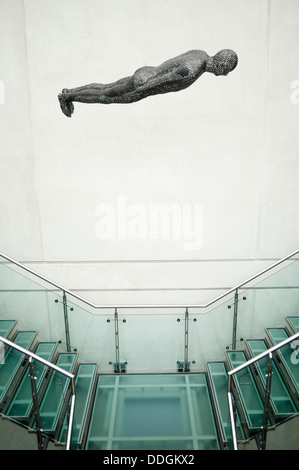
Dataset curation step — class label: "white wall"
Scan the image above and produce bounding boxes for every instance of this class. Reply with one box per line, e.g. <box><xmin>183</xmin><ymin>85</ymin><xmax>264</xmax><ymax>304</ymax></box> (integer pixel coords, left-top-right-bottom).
<box><xmin>1</xmin><ymin>0</ymin><xmax>298</xmax><ymax>306</ymax></box>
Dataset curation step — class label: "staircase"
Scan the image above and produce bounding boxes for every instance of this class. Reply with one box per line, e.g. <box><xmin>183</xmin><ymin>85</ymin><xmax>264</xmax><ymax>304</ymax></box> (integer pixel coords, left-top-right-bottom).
<box><xmin>1</xmin><ymin>315</ymin><xmax>299</xmax><ymax>450</ymax></box>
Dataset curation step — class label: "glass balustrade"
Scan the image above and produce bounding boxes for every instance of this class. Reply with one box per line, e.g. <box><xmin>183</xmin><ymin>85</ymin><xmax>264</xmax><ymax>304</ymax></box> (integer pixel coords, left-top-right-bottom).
<box><xmin>0</xmin><ymin>252</ymin><xmax>298</xmax><ymax>374</ymax></box>
<box><xmin>235</xmin><ymin>256</ymin><xmax>299</xmax><ymax>343</ymax></box>
<box><xmin>0</xmin><ymin>251</ymin><xmax>299</xmax><ymax>450</ymax></box>
<box><xmin>0</xmin><ymin>259</ymin><xmax>65</xmax><ymax>344</ymax></box>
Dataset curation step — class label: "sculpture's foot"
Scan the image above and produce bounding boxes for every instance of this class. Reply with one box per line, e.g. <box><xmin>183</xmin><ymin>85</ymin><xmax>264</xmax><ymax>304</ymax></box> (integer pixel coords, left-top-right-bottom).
<box><xmin>58</xmin><ymin>93</ymin><xmax>74</xmax><ymax>117</ymax></box>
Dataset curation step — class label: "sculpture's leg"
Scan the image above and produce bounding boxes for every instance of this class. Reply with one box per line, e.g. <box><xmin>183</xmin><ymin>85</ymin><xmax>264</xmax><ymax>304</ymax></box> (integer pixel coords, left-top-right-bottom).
<box><xmin>58</xmin><ymin>91</ymin><xmax>118</xmax><ymax>116</ymax></box>
<box><xmin>62</xmin><ymin>83</ymin><xmax>104</xmax><ymax>93</ymax></box>
<box><xmin>62</xmin><ymin>77</ymin><xmax>131</xmax><ymax>94</ymax></box>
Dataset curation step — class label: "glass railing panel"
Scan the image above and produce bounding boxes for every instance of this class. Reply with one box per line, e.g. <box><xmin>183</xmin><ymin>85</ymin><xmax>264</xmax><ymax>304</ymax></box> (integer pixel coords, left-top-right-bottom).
<box><xmin>189</xmin><ymin>294</ymin><xmax>239</xmax><ymax>369</ymax></box>
<box><xmin>117</xmin><ymin>311</ymin><xmax>186</xmax><ymax>372</ymax></box>
<box><xmin>237</xmin><ymin>257</ymin><xmax>299</xmax><ymax>341</ymax></box>
<box><xmin>252</xmin><ymin>256</ymin><xmax>299</xmax><ymax>288</ymax></box>
<box><xmin>62</xmin><ymin>296</ymin><xmax>114</xmax><ymax>371</ymax></box>
<box><xmin>0</xmin><ymin>258</ymin><xmax>65</xmax><ymax>344</ymax></box>
<box><xmin>1</xmin><ymin>252</ymin><xmax>298</xmax><ymax>377</ymax></box>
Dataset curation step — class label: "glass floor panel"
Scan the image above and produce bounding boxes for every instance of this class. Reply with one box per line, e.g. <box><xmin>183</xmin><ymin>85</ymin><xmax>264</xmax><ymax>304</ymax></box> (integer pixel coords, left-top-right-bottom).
<box><xmin>85</xmin><ymin>373</ymin><xmax>220</xmax><ymax>450</ymax></box>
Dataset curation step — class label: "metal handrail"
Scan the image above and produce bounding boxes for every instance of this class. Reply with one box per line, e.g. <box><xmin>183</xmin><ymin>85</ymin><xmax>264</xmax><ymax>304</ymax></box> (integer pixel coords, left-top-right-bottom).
<box><xmin>0</xmin><ymin>336</ymin><xmax>75</xmax><ymax>378</ymax></box>
<box><xmin>227</xmin><ymin>331</ymin><xmax>299</xmax><ymax>377</ymax></box>
<box><xmin>66</xmin><ymin>394</ymin><xmax>76</xmax><ymax>450</ymax></box>
<box><xmin>0</xmin><ymin>335</ymin><xmax>75</xmax><ymax>450</ymax></box>
<box><xmin>227</xmin><ymin>330</ymin><xmax>299</xmax><ymax>450</ymax></box>
<box><xmin>0</xmin><ymin>249</ymin><xmax>298</xmax><ymax>311</ymax></box>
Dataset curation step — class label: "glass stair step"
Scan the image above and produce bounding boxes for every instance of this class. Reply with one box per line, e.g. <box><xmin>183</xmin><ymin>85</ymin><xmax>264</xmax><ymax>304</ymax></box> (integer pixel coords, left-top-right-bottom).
<box><xmin>0</xmin><ymin>331</ymin><xmax>37</xmax><ymax>410</ymax></box>
<box><xmin>0</xmin><ymin>320</ymin><xmax>16</xmax><ymax>338</ymax></box>
<box><xmin>85</xmin><ymin>373</ymin><xmax>220</xmax><ymax>451</ymax></box>
<box><xmin>38</xmin><ymin>411</ymin><xmax>57</xmax><ymax>417</ymax></box>
<box><xmin>246</xmin><ymin>339</ymin><xmax>297</xmax><ymax>418</ymax></box>
<box><xmin>286</xmin><ymin>316</ymin><xmax>299</xmax><ymax>333</ymax></box>
<box><xmin>34</xmin><ymin>352</ymin><xmax>77</xmax><ymax>434</ymax></box>
<box><xmin>226</xmin><ymin>350</ymin><xmax>267</xmax><ymax>431</ymax></box>
<box><xmin>59</xmin><ymin>363</ymin><xmax>97</xmax><ymax>449</ymax></box>
<box><xmin>207</xmin><ymin>361</ymin><xmax>245</xmax><ymax>448</ymax></box>
<box><xmin>266</xmin><ymin>328</ymin><xmax>299</xmax><ymax>396</ymax></box>
<box><xmin>4</xmin><ymin>342</ymin><xmax>57</xmax><ymax>421</ymax></box>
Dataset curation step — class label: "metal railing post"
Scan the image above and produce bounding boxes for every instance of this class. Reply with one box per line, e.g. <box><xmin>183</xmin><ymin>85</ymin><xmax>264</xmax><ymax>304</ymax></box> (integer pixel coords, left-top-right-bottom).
<box><xmin>184</xmin><ymin>308</ymin><xmax>189</xmax><ymax>372</ymax></box>
<box><xmin>114</xmin><ymin>308</ymin><xmax>120</xmax><ymax>373</ymax></box>
<box><xmin>232</xmin><ymin>289</ymin><xmax>238</xmax><ymax>350</ymax></box>
<box><xmin>63</xmin><ymin>291</ymin><xmax>71</xmax><ymax>352</ymax></box>
<box><xmin>29</xmin><ymin>357</ymin><xmax>44</xmax><ymax>450</ymax></box>
<box><xmin>66</xmin><ymin>377</ymin><xmax>76</xmax><ymax>450</ymax></box>
<box><xmin>227</xmin><ymin>375</ymin><xmax>238</xmax><ymax>450</ymax></box>
<box><xmin>259</xmin><ymin>352</ymin><xmax>273</xmax><ymax>450</ymax></box>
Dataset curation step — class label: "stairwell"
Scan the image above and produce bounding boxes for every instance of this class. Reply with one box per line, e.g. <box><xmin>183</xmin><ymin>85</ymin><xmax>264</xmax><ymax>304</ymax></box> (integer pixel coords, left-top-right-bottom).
<box><xmin>1</xmin><ymin>313</ymin><xmax>299</xmax><ymax>450</ymax></box>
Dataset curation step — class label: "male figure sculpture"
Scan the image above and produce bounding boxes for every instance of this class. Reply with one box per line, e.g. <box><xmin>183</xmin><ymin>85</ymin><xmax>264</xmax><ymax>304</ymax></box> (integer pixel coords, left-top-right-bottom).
<box><xmin>58</xmin><ymin>49</ymin><xmax>238</xmax><ymax>117</ymax></box>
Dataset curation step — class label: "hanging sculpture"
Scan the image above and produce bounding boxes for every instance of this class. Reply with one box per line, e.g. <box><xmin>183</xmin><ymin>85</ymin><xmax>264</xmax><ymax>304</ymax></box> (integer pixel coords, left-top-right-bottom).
<box><xmin>58</xmin><ymin>49</ymin><xmax>238</xmax><ymax>117</ymax></box>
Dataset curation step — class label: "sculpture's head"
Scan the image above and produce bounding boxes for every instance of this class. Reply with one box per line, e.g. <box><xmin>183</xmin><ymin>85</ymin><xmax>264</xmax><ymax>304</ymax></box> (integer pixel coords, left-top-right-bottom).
<box><xmin>207</xmin><ymin>49</ymin><xmax>238</xmax><ymax>76</ymax></box>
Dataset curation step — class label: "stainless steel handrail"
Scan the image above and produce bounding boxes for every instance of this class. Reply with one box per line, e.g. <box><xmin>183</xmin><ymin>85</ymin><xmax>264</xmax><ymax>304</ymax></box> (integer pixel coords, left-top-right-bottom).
<box><xmin>0</xmin><ymin>336</ymin><xmax>75</xmax><ymax>379</ymax></box>
<box><xmin>0</xmin><ymin>249</ymin><xmax>298</xmax><ymax>311</ymax></box>
<box><xmin>66</xmin><ymin>394</ymin><xmax>76</xmax><ymax>450</ymax></box>
<box><xmin>227</xmin><ymin>331</ymin><xmax>299</xmax><ymax>377</ymax></box>
<box><xmin>0</xmin><ymin>335</ymin><xmax>76</xmax><ymax>450</ymax></box>
<box><xmin>227</xmin><ymin>330</ymin><xmax>299</xmax><ymax>450</ymax></box>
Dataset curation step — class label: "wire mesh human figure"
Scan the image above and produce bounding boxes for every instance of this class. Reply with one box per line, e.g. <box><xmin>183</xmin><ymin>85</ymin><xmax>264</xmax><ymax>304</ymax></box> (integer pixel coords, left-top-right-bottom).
<box><xmin>58</xmin><ymin>49</ymin><xmax>238</xmax><ymax>117</ymax></box>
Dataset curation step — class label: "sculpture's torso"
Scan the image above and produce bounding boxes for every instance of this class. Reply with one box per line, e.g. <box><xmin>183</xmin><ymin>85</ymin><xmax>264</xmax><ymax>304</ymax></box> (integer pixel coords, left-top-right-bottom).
<box><xmin>132</xmin><ymin>50</ymin><xmax>209</xmax><ymax>95</ymax></box>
